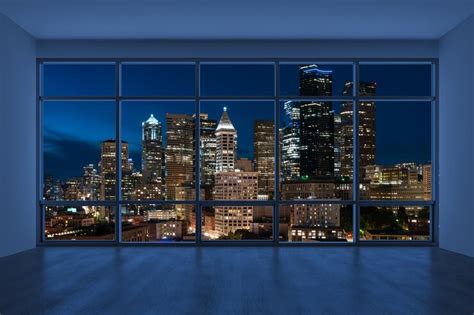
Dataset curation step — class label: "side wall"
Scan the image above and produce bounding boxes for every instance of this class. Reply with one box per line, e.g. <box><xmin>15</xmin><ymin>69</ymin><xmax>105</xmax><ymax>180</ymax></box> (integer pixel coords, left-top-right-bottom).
<box><xmin>0</xmin><ymin>14</ymin><xmax>37</xmax><ymax>257</ymax></box>
<box><xmin>439</xmin><ymin>15</ymin><xmax>474</xmax><ymax>257</ymax></box>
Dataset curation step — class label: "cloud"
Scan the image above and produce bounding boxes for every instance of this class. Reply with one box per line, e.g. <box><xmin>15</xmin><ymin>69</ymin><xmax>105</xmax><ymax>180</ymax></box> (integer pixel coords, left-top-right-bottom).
<box><xmin>43</xmin><ymin>128</ymin><xmax>105</xmax><ymax>180</ymax></box>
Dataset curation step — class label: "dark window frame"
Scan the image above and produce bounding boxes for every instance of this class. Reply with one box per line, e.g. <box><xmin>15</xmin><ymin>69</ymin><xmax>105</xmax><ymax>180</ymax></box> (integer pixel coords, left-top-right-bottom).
<box><xmin>36</xmin><ymin>58</ymin><xmax>438</xmax><ymax>246</ymax></box>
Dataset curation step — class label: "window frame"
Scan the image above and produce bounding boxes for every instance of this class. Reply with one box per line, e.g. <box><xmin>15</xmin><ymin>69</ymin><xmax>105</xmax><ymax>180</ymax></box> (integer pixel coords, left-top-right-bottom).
<box><xmin>37</xmin><ymin>58</ymin><xmax>438</xmax><ymax>246</ymax></box>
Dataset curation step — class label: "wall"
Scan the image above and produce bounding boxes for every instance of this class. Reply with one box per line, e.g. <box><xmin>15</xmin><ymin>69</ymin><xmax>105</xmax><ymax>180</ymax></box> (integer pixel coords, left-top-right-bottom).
<box><xmin>0</xmin><ymin>13</ymin><xmax>36</xmax><ymax>257</ymax></box>
<box><xmin>0</xmin><ymin>26</ymin><xmax>444</xmax><ymax>256</ymax></box>
<box><xmin>439</xmin><ymin>14</ymin><xmax>474</xmax><ymax>257</ymax></box>
<box><xmin>36</xmin><ymin>39</ymin><xmax>438</xmax><ymax>59</ymax></box>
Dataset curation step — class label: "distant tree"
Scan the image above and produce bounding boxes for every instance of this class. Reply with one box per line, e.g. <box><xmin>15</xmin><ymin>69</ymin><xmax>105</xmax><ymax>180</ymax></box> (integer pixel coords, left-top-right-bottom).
<box><xmin>397</xmin><ymin>206</ymin><xmax>409</xmax><ymax>230</ymax></box>
<box><xmin>418</xmin><ymin>208</ymin><xmax>430</xmax><ymax>220</ymax></box>
<box><xmin>339</xmin><ymin>206</ymin><xmax>353</xmax><ymax>231</ymax></box>
<box><xmin>218</xmin><ymin>229</ymin><xmax>260</xmax><ymax>240</ymax></box>
<box><xmin>361</xmin><ymin>207</ymin><xmax>401</xmax><ymax>231</ymax></box>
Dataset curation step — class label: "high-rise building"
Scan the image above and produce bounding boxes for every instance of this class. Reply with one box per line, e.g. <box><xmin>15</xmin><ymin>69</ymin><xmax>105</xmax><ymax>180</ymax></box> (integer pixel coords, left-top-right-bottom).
<box><xmin>121</xmin><ymin>158</ymin><xmax>134</xmax><ymax>200</ymax></box>
<box><xmin>142</xmin><ymin>114</ymin><xmax>164</xmax><ymax>199</ymax></box>
<box><xmin>298</xmin><ymin>65</ymin><xmax>335</xmax><ymax>179</ymax></box>
<box><xmin>341</xmin><ymin>82</ymin><xmax>376</xmax><ymax>179</ymax></box>
<box><xmin>299</xmin><ymin>65</ymin><xmax>333</xmax><ymax>96</ymax></box>
<box><xmin>198</xmin><ymin>113</ymin><xmax>217</xmax><ymax>188</ymax></box>
<box><xmin>165</xmin><ymin>114</ymin><xmax>194</xmax><ymax>200</ymax></box>
<box><xmin>214</xmin><ymin>171</ymin><xmax>258</xmax><ymax>235</ymax></box>
<box><xmin>280</xmin><ymin>101</ymin><xmax>300</xmax><ymax>181</ymax></box>
<box><xmin>254</xmin><ymin>120</ymin><xmax>275</xmax><ymax>196</ymax></box>
<box><xmin>214</xmin><ymin>171</ymin><xmax>259</xmax><ymax>200</ymax></box>
<box><xmin>422</xmin><ymin>164</ymin><xmax>432</xmax><ymax>200</ymax></box>
<box><xmin>100</xmin><ymin>140</ymin><xmax>130</xmax><ymax>200</ymax></box>
<box><xmin>333</xmin><ymin>114</ymin><xmax>343</xmax><ymax>178</ymax></box>
<box><xmin>100</xmin><ymin>140</ymin><xmax>131</xmax><ymax>200</ymax></box>
<box><xmin>215</xmin><ymin>107</ymin><xmax>237</xmax><ymax>172</ymax></box>
<box><xmin>51</xmin><ymin>180</ymin><xmax>64</xmax><ymax>200</ymax></box>
<box><xmin>64</xmin><ymin>178</ymin><xmax>81</xmax><ymax>200</ymax></box>
<box><xmin>213</xmin><ymin>108</ymin><xmax>258</xmax><ymax>236</ymax></box>
<box><xmin>299</xmin><ymin>101</ymin><xmax>335</xmax><ymax>178</ymax></box>
<box><xmin>82</xmin><ymin>164</ymin><xmax>100</xmax><ymax>200</ymax></box>
<box><xmin>43</xmin><ymin>175</ymin><xmax>54</xmax><ymax>199</ymax></box>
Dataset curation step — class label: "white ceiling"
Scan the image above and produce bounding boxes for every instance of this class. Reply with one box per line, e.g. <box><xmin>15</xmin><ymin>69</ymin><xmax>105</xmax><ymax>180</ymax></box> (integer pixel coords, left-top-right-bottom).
<box><xmin>0</xmin><ymin>0</ymin><xmax>473</xmax><ymax>40</ymax></box>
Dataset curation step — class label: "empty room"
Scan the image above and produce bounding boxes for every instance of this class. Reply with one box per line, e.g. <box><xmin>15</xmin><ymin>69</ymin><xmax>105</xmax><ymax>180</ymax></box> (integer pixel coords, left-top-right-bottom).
<box><xmin>0</xmin><ymin>0</ymin><xmax>473</xmax><ymax>314</ymax></box>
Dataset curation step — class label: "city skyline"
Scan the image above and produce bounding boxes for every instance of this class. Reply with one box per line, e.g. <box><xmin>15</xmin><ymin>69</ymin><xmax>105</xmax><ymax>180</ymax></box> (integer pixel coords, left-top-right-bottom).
<box><xmin>44</xmin><ymin>102</ymin><xmax>431</xmax><ymax>182</ymax></box>
<box><xmin>43</xmin><ymin>63</ymin><xmax>432</xmax><ymax>181</ymax></box>
<box><xmin>42</xmin><ymin>63</ymin><xmax>433</xmax><ymax>242</ymax></box>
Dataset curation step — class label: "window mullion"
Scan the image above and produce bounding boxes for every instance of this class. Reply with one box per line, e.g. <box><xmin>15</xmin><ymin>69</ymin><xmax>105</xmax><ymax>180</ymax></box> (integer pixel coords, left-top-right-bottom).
<box><xmin>115</xmin><ymin>61</ymin><xmax>122</xmax><ymax>243</ymax></box>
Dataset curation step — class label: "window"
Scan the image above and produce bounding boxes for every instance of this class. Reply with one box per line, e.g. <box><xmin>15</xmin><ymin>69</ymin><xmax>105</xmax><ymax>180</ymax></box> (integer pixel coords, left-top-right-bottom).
<box><xmin>39</xmin><ymin>60</ymin><xmax>436</xmax><ymax>244</ymax></box>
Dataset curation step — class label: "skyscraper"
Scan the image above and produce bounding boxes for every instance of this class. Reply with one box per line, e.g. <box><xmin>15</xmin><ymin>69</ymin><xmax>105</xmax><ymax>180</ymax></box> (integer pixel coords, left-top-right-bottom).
<box><xmin>82</xmin><ymin>164</ymin><xmax>100</xmax><ymax>200</ymax></box>
<box><xmin>215</xmin><ymin>107</ymin><xmax>237</xmax><ymax>172</ymax></box>
<box><xmin>142</xmin><ymin>114</ymin><xmax>164</xmax><ymax>199</ymax></box>
<box><xmin>198</xmin><ymin>113</ymin><xmax>217</xmax><ymax>188</ymax></box>
<box><xmin>341</xmin><ymin>81</ymin><xmax>376</xmax><ymax>179</ymax></box>
<box><xmin>299</xmin><ymin>101</ymin><xmax>335</xmax><ymax>178</ymax></box>
<box><xmin>254</xmin><ymin>120</ymin><xmax>275</xmax><ymax>196</ymax></box>
<box><xmin>213</xmin><ymin>108</ymin><xmax>258</xmax><ymax>236</ymax></box>
<box><xmin>298</xmin><ymin>65</ymin><xmax>335</xmax><ymax>179</ymax></box>
<box><xmin>280</xmin><ymin>101</ymin><xmax>300</xmax><ymax>181</ymax></box>
<box><xmin>100</xmin><ymin>140</ymin><xmax>131</xmax><ymax>200</ymax></box>
<box><xmin>334</xmin><ymin>114</ymin><xmax>343</xmax><ymax>178</ymax></box>
<box><xmin>299</xmin><ymin>65</ymin><xmax>333</xmax><ymax>96</ymax></box>
<box><xmin>165</xmin><ymin>114</ymin><xmax>194</xmax><ymax>200</ymax></box>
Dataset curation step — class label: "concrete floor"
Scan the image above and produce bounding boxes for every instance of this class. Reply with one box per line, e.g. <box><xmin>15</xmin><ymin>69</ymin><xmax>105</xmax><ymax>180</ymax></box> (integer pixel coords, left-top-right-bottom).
<box><xmin>0</xmin><ymin>247</ymin><xmax>473</xmax><ymax>315</ymax></box>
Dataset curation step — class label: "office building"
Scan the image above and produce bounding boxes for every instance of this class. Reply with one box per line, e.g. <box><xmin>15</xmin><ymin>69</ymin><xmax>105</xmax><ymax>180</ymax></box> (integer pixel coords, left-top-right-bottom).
<box><xmin>141</xmin><ymin>114</ymin><xmax>164</xmax><ymax>198</ymax></box>
<box><xmin>165</xmin><ymin>114</ymin><xmax>195</xmax><ymax>200</ymax></box>
<box><xmin>100</xmin><ymin>140</ymin><xmax>132</xmax><ymax>200</ymax></box>
<box><xmin>254</xmin><ymin>120</ymin><xmax>275</xmax><ymax>196</ymax></box>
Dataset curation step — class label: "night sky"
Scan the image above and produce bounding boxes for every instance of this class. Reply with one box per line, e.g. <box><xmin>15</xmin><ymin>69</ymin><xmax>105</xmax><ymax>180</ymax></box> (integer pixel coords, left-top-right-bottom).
<box><xmin>43</xmin><ymin>63</ymin><xmax>432</xmax><ymax>180</ymax></box>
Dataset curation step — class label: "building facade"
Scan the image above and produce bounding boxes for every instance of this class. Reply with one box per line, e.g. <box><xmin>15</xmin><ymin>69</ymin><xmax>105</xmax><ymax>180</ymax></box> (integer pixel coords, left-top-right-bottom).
<box><xmin>254</xmin><ymin>120</ymin><xmax>275</xmax><ymax>197</ymax></box>
<box><xmin>141</xmin><ymin>114</ymin><xmax>164</xmax><ymax>199</ymax></box>
<box><xmin>165</xmin><ymin>114</ymin><xmax>195</xmax><ymax>200</ymax></box>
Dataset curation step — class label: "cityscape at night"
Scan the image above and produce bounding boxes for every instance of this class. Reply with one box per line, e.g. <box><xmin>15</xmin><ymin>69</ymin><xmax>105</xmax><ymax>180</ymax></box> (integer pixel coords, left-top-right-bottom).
<box><xmin>42</xmin><ymin>63</ymin><xmax>432</xmax><ymax>242</ymax></box>
<box><xmin>3</xmin><ymin>3</ymin><xmax>474</xmax><ymax>314</ymax></box>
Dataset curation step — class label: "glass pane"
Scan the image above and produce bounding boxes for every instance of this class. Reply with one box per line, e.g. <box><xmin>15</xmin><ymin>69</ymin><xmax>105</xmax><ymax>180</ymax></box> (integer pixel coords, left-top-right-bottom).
<box><xmin>44</xmin><ymin>206</ymin><xmax>115</xmax><ymax>240</ymax></box>
<box><xmin>360</xmin><ymin>102</ymin><xmax>432</xmax><ymax>200</ymax></box>
<box><xmin>121</xmin><ymin>63</ymin><xmax>195</xmax><ymax>97</ymax></box>
<box><xmin>199</xmin><ymin>101</ymin><xmax>275</xmax><ymax>200</ymax></box>
<box><xmin>42</xmin><ymin>101</ymin><xmax>116</xmax><ymax>201</ymax></box>
<box><xmin>279</xmin><ymin>101</ymin><xmax>352</xmax><ymax>200</ymax></box>
<box><xmin>200</xmin><ymin>63</ymin><xmax>274</xmax><ymax>96</ymax></box>
<box><xmin>359</xmin><ymin>64</ymin><xmax>432</xmax><ymax>96</ymax></box>
<box><xmin>122</xmin><ymin>204</ymin><xmax>195</xmax><ymax>242</ymax></box>
<box><xmin>42</xmin><ymin>63</ymin><xmax>115</xmax><ymax>97</ymax></box>
<box><xmin>360</xmin><ymin>206</ymin><xmax>430</xmax><ymax>241</ymax></box>
<box><xmin>280</xmin><ymin>204</ymin><xmax>353</xmax><ymax>242</ymax></box>
<box><xmin>280</xmin><ymin>63</ymin><xmax>353</xmax><ymax>97</ymax></box>
<box><xmin>121</xmin><ymin>101</ymin><xmax>195</xmax><ymax>201</ymax></box>
<box><xmin>202</xmin><ymin>205</ymin><xmax>273</xmax><ymax>240</ymax></box>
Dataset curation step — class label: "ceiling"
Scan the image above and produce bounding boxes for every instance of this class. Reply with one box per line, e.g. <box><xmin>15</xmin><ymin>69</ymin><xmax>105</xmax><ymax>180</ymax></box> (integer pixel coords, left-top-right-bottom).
<box><xmin>0</xmin><ymin>0</ymin><xmax>473</xmax><ymax>40</ymax></box>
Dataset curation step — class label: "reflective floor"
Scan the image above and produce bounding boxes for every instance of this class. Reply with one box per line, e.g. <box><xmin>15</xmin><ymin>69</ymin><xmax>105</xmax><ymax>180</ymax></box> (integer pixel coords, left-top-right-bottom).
<box><xmin>0</xmin><ymin>247</ymin><xmax>473</xmax><ymax>314</ymax></box>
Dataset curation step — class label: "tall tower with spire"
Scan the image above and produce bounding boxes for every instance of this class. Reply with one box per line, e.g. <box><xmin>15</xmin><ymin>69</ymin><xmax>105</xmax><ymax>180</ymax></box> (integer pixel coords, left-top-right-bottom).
<box><xmin>212</xmin><ymin>107</ymin><xmax>258</xmax><ymax>237</ymax></box>
<box><xmin>142</xmin><ymin>114</ymin><xmax>163</xmax><ymax>183</ymax></box>
<box><xmin>141</xmin><ymin>114</ymin><xmax>164</xmax><ymax>199</ymax></box>
<box><xmin>215</xmin><ymin>107</ymin><xmax>237</xmax><ymax>172</ymax></box>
